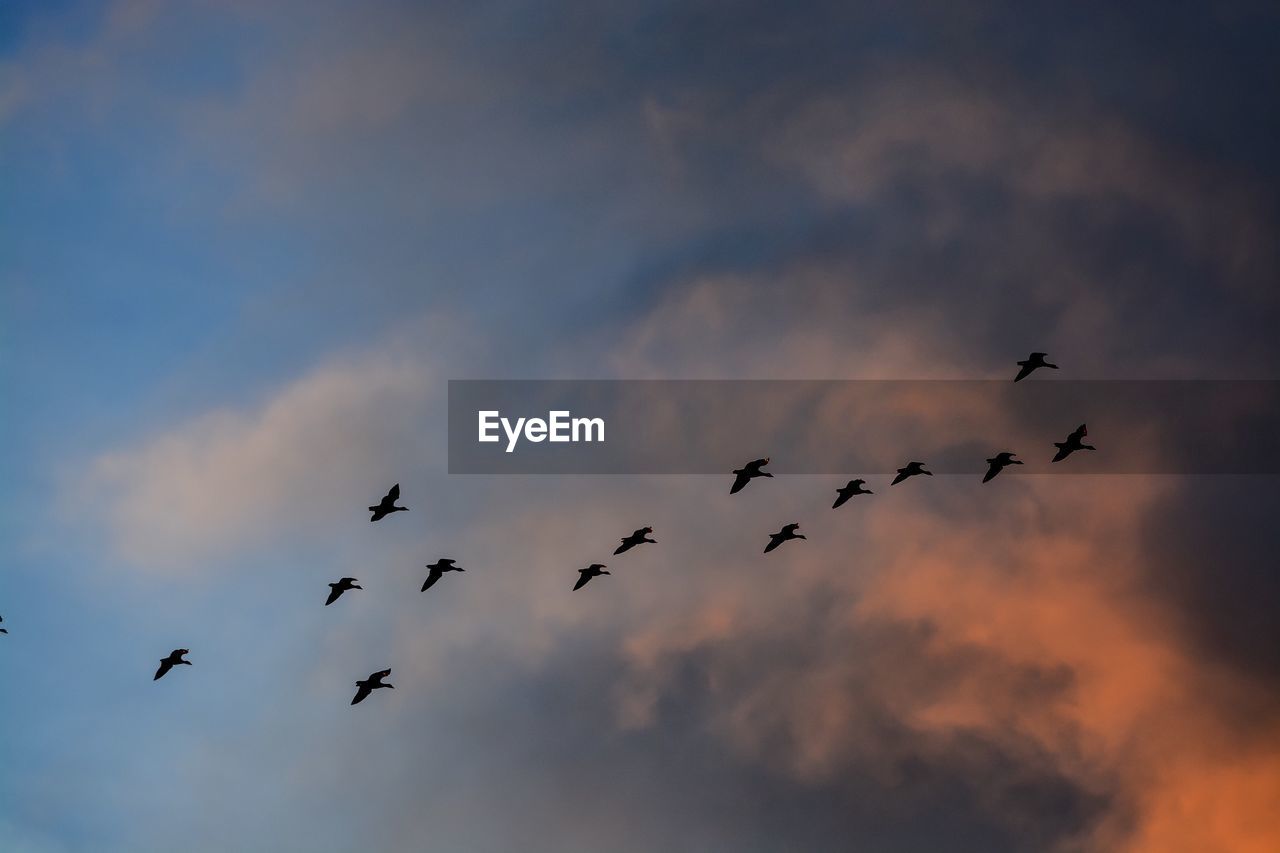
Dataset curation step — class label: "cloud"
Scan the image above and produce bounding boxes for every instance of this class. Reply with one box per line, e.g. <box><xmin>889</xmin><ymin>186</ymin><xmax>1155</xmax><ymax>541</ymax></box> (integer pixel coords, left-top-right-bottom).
<box><xmin>83</xmin><ymin>345</ymin><xmax>434</xmax><ymax>570</ymax></box>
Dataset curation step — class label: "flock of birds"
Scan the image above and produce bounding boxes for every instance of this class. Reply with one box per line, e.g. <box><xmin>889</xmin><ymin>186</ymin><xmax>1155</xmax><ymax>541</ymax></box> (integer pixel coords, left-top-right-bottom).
<box><xmin>1</xmin><ymin>352</ymin><xmax>1090</xmax><ymax>707</ymax></box>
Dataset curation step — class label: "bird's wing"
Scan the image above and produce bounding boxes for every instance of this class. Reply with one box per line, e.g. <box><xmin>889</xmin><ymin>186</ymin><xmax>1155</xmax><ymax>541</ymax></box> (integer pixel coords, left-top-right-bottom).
<box><xmin>351</xmin><ymin>683</ymin><xmax>373</xmax><ymax>705</ymax></box>
<box><xmin>387</xmin><ymin>483</ymin><xmax>400</xmax><ymax>501</ymax></box>
<box><xmin>833</xmin><ymin>492</ymin><xmax>848</xmax><ymax>509</ymax></box>
<box><xmin>325</xmin><ymin>586</ymin><xmax>341</xmax><ymax>606</ymax></box>
<box><xmin>1071</xmin><ymin>424</ymin><xmax>1087</xmax><ymax>440</ymax></box>
<box><xmin>613</xmin><ymin>541</ymin><xmax>631</xmax><ymax>555</ymax></box>
<box><xmin>369</xmin><ymin>508</ymin><xmax>386</xmax><ymax>522</ymax></box>
<box><xmin>763</xmin><ymin>536</ymin><xmax>782</xmax><ymax>553</ymax></box>
<box><xmin>1052</xmin><ymin>445</ymin><xmax>1071</xmax><ymax>462</ymax></box>
<box><xmin>1014</xmin><ymin>363</ymin><xmax>1035</xmax><ymax>382</ymax></box>
<box><xmin>982</xmin><ymin>462</ymin><xmax>1000</xmax><ymax>483</ymax></box>
<box><xmin>729</xmin><ymin>471</ymin><xmax>751</xmax><ymax>494</ymax></box>
<box><xmin>421</xmin><ymin>569</ymin><xmax>442</xmax><ymax>592</ymax></box>
<box><xmin>154</xmin><ymin>660</ymin><xmax>172</xmax><ymax>680</ymax></box>
<box><xmin>573</xmin><ymin>572</ymin><xmax>590</xmax><ymax>590</ymax></box>
<box><xmin>891</xmin><ymin>471</ymin><xmax>908</xmax><ymax>485</ymax></box>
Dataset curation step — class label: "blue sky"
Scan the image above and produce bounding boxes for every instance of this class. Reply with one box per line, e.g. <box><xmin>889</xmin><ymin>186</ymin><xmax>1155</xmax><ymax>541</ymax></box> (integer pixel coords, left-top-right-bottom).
<box><xmin>3</xmin><ymin>2</ymin><xmax>1279</xmax><ymax>851</ymax></box>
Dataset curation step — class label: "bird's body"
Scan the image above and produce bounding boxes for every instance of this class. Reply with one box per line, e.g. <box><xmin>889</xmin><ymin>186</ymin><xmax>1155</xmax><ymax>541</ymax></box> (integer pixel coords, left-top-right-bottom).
<box><xmin>614</xmin><ymin>526</ymin><xmax>656</xmax><ymax>555</ymax></box>
<box><xmin>1014</xmin><ymin>352</ymin><xmax>1059</xmax><ymax>382</ymax></box>
<box><xmin>573</xmin><ymin>563</ymin><xmax>610</xmax><ymax>590</ymax></box>
<box><xmin>983</xmin><ymin>451</ymin><xmax>1023</xmax><ymax>482</ymax></box>
<box><xmin>325</xmin><ymin>577</ymin><xmax>362</xmax><ymax>606</ymax></box>
<box><xmin>891</xmin><ymin>461</ymin><xmax>932</xmax><ymax>485</ymax></box>
<box><xmin>1052</xmin><ymin>424</ymin><xmax>1095</xmax><ymax>462</ymax></box>
<box><xmin>154</xmin><ymin>648</ymin><xmax>191</xmax><ymax>681</ymax></box>
<box><xmin>764</xmin><ymin>523</ymin><xmax>806</xmax><ymax>553</ymax></box>
<box><xmin>421</xmin><ymin>559</ymin><xmax>465</xmax><ymax>592</ymax></box>
<box><xmin>351</xmin><ymin>668</ymin><xmax>394</xmax><ymax>705</ymax></box>
<box><xmin>833</xmin><ymin>479</ymin><xmax>873</xmax><ymax>508</ymax></box>
<box><xmin>368</xmin><ymin>483</ymin><xmax>408</xmax><ymax>522</ymax></box>
<box><xmin>730</xmin><ymin>458</ymin><xmax>772</xmax><ymax>494</ymax></box>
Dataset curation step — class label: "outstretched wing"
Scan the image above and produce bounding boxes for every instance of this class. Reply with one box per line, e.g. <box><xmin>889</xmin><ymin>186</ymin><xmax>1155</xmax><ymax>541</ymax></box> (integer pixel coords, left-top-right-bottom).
<box><xmin>614</xmin><ymin>539</ymin><xmax>633</xmax><ymax>555</ymax></box>
<box><xmin>1052</xmin><ymin>444</ymin><xmax>1071</xmax><ymax>462</ymax></box>
<box><xmin>386</xmin><ymin>483</ymin><xmax>401</xmax><ymax>502</ymax></box>
<box><xmin>351</xmin><ymin>683</ymin><xmax>373</xmax><ymax>705</ymax></box>
<box><xmin>1070</xmin><ymin>424</ymin><xmax>1087</xmax><ymax>441</ymax></box>
<box><xmin>729</xmin><ymin>470</ymin><xmax>752</xmax><ymax>494</ymax></box>
<box><xmin>982</xmin><ymin>461</ymin><xmax>1001</xmax><ymax>483</ymax></box>
<box><xmin>421</xmin><ymin>569</ymin><xmax>443</xmax><ymax>592</ymax></box>
<box><xmin>763</xmin><ymin>535</ymin><xmax>782</xmax><ymax>553</ymax></box>
<box><xmin>154</xmin><ymin>659</ymin><xmax>173</xmax><ymax>681</ymax></box>
<box><xmin>325</xmin><ymin>586</ymin><xmax>342</xmax><ymax>606</ymax></box>
<box><xmin>891</xmin><ymin>471</ymin><xmax>908</xmax><ymax>485</ymax></box>
<box><xmin>573</xmin><ymin>572</ymin><xmax>591</xmax><ymax>591</ymax></box>
<box><xmin>833</xmin><ymin>490</ymin><xmax>849</xmax><ymax>509</ymax></box>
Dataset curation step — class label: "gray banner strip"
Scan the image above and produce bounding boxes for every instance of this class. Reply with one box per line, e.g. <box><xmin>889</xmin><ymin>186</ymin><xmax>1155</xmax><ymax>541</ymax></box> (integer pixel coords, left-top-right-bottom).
<box><xmin>447</xmin><ymin>380</ymin><xmax>1279</xmax><ymax>475</ymax></box>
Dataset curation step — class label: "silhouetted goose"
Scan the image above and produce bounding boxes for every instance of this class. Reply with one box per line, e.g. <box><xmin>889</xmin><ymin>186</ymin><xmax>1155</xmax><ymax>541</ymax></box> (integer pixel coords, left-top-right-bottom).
<box><xmin>154</xmin><ymin>648</ymin><xmax>191</xmax><ymax>681</ymax></box>
<box><xmin>369</xmin><ymin>483</ymin><xmax>408</xmax><ymax>522</ymax></box>
<box><xmin>422</xmin><ymin>559</ymin><xmax>465</xmax><ymax>592</ymax></box>
<box><xmin>351</xmin><ymin>668</ymin><xmax>394</xmax><ymax>705</ymax></box>
<box><xmin>891</xmin><ymin>461</ymin><xmax>932</xmax><ymax>485</ymax></box>
<box><xmin>614</xmin><ymin>527</ymin><xmax>656</xmax><ymax>555</ymax></box>
<box><xmin>325</xmin><ymin>577</ymin><xmax>362</xmax><ymax>606</ymax></box>
<box><xmin>983</xmin><ymin>451</ymin><xmax>1023</xmax><ymax>482</ymax></box>
<box><xmin>833</xmin><ymin>479</ymin><xmax>873</xmax><ymax>508</ymax></box>
<box><xmin>0</xmin><ymin>614</ymin><xmax>7</xmax><ymax>634</ymax></box>
<box><xmin>1052</xmin><ymin>424</ymin><xmax>1095</xmax><ymax>462</ymax></box>
<box><xmin>730</xmin><ymin>458</ymin><xmax>772</xmax><ymax>494</ymax></box>
<box><xmin>573</xmin><ymin>563</ymin><xmax>610</xmax><ymax>590</ymax></box>
<box><xmin>764</xmin><ymin>523</ymin><xmax>806</xmax><ymax>553</ymax></box>
<box><xmin>1014</xmin><ymin>352</ymin><xmax>1059</xmax><ymax>382</ymax></box>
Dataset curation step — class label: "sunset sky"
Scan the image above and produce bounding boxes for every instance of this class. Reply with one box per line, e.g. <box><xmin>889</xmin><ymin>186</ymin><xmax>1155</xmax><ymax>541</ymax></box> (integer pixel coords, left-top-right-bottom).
<box><xmin>2</xmin><ymin>2</ymin><xmax>1279</xmax><ymax>851</ymax></box>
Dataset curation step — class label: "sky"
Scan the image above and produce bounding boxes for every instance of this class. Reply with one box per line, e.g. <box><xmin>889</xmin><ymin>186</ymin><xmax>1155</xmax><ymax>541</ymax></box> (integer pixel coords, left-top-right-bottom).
<box><xmin>2</xmin><ymin>1</ymin><xmax>1279</xmax><ymax>851</ymax></box>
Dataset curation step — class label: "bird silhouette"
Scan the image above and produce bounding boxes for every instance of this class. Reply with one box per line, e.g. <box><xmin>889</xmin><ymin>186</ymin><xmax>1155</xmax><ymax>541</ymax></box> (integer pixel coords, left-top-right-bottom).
<box><xmin>833</xmin><ymin>479</ymin><xmax>873</xmax><ymax>508</ymax></box>
<box><xmin>368</xmin><ymin>483</ymin><xmax>408</xmax><ymax>522</ymax></box>
<box><xmin>764</xmin><ymin>523</ymin><xmax>806</xmax><ymax>553</ymax></box>
<box><xmin>891</xmin><ymin>461</ymin><xmax>932</xmax><ymax>485</ymax></box>
<box><xmin>154</xmin><ymin>648</ymin><xmax>191</xmax><ymax>681</ymax></box>
<box><xmin>0</xmin><ymin>614</ymin><xmax>7</xmax><ymax>634</ymax></box>
<box><xmin>983</xmin><ymin>451</ymin><xmax>1023</xmax><ymax>482</ymax></box>
<box><xmin>1014</xmin><ymin>352</ymin><xmax>1059</xmax><ymax>382</ymax></box>
<box><xmin>325</xmin><ymin>577</ymin><xmax>362</xmax><ymax>606</ymax></box>
<box><xmin>730</xmin><ymin>458</ymin><xmax>772</xmax><ymax>494</ymax></box>
<box><xmin>573</xmin><ymin>563</ymin><xmax>610</xmax><ymax>590</ymax></box>
<box><xmin>351</xmin><ymin>668</ymin><xmax>394</xmax><ymax>705</ymax></box>
<box><xmin>1052</xmin><ymin>424</ymin><xmax>1095</xmax><ymax>462</ymax></box>
<box><xmin>421</xmin><ymin>559</ymin><xmax>465</xmax><ymax>592</ymax></box>
<box><xmin>614</xmin><ymin>526</ymin><xmax>656</xmax><ymax>555</ymax></box>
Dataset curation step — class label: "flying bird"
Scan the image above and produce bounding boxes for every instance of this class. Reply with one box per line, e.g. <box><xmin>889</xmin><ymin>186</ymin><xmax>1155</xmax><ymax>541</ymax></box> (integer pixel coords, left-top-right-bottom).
<box><xmin>1014</xmin><ymin>352</ymin><xmax>1059</xmax><ymax>382</ymax></box>
<box><xmin>764</xmin><ymin>523</ymin><xmax>806</xmax><ymax>553</ymax></box>
<box><xmin>730</xmin><ymin>457</ymin><xmax>772</xmax><ymax>494</ymax></box>
<box><xmin>891</xmin><ymin>461</ymin><xmax>932</xmax><ymax>485</ymax></box>
<box><xmin>351</xmin><ymin>669</ymin><xmax>394</xmax><ymax>705</ymax></box>
<box><xmin>614</xmin><ymin>527</ymin><xmax>656</xmax><ymax>555</ymax></box>
<box><xmin>833</xmin><ymin>478</ymin><xmax>873</xmax><ymax>508</ymax></box>
<box><xmin>154</xmin><ymin>648</ymin><xmax>191</xmax><ymax>681</ymax></box>
<box><xmin>983</xmin><ymin>451</ymin><xmax>1023</xmax><ymax>482</ymax></box>
<box><xmin>1052</xmin><ymin>424</ymin><xmax>1096</xmax><ymax>462</ymax></box>
<box><xmin>368</xmin><ymin>483</ymin><xmax>408</xmax><ymax>522</ymax></box>
<box><xmin>326</xmin><ymin>577</ymin><xmax>362</xmax><ymax>606</ymax></box>
<box><xmin>421</xmin><ymin>559</ymin><xmax>465</xmax><ymax>592</ymax></box>
<box><xmin>573</xmin><ymin>563</ymin><xmax>610</xmax><ymax>590</ymax></box>
<box><xmin>0</xmin><ymin>614</ymin><xmax>7</xmax><ymax>634</ymax></box>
